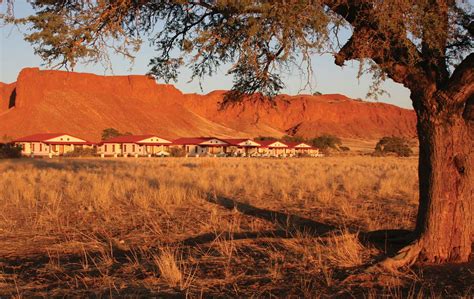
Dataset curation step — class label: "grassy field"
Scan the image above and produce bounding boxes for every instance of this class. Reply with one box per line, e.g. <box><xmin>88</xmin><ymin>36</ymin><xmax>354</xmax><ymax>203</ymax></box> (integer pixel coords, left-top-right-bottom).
<box><xmin>0</xmin><ymin>157</ymin><xmax>472</xmax><ymax>297</ymax></box>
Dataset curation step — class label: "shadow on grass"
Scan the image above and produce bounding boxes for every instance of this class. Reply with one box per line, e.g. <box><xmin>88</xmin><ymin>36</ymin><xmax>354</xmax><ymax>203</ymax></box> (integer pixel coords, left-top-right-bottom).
<box><xmin>180</xmin><ymin>194</ymin><xmax>414</xmax><ymax>256</ymax></box>
<box><xmin>0</xmin><ymin>240</ymin><xmax>187</xmax><ymax>297</ymax></box>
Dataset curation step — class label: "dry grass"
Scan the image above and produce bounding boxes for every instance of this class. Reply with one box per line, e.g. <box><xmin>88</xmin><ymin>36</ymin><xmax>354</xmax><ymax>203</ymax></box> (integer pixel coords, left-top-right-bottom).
<box><xmin>0</xmin><ymin>156</ymin><xmax>471</xmax><ymax>297</ymax></box>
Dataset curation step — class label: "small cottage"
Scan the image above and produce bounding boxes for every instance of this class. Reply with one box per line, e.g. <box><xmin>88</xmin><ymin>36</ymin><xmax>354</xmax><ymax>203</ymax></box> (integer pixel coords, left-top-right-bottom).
<box><xmin>223</xmin><ymin>138</ymin><xmax>261</xmax><ymax>156</ymax></box>
<box><xmin>98</xmin><ymin>135</ymin><xmax>172</xmax><ymax>157</ymax></box>
<box><xmin>257</xmin><ymin>140</ymin><xmax>289</xmax><ymax>157</ymax></box>
<box><xmin>285</xmin><ymin>142</ymin><xmax>319</xmax><ymax>156</ymax></box>
<box><xmin>172</xmin><ymin>137</ymin><xmax>229</xmax><ymax>157</ymax></box>
<box><xmin>13</xmin><ymin>133</ymin><xmax>94</xmax><ymax>157</ymax></box>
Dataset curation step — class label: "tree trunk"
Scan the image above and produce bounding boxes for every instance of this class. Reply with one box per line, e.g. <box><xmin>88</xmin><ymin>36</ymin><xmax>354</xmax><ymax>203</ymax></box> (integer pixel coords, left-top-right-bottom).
<box><xmin>414</xmin><ymin>95</ymin><xmax>473</xmax><ymax>263</ymax></box>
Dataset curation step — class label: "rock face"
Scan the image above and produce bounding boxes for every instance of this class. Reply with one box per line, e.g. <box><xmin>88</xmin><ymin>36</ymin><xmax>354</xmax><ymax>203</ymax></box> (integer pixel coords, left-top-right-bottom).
<box><xmin>0</xmin><ymin>82</ymin><xmax>16</xmax><ymax>113</ymax></box>
<box><xmin>0</xmin><ymin>68</ymin><xmax>416</xmax><ymax>141</ymax></box>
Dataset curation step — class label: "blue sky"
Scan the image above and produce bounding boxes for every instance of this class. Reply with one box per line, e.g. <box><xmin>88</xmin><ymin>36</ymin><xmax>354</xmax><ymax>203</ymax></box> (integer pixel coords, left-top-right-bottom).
<box><xmin>1</xmin><ymin>2</ymin><xmax>413</xmax><ymax>109</ymax></box>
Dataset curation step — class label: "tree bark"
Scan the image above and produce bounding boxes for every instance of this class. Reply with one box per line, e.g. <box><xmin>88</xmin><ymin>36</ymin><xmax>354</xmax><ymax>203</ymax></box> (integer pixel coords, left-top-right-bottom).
<box><xmin>414</xmin><ymin>93</ymin><xmax>473</xmax><ymax>263</ymax></box>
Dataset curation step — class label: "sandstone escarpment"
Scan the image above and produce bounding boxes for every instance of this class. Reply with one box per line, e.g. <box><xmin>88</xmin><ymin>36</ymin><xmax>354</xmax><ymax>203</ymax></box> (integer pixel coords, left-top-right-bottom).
<box><xmin>0</xmin><ymin>68</ymin><xmax>416</xmax><ymax>141</ymax></box>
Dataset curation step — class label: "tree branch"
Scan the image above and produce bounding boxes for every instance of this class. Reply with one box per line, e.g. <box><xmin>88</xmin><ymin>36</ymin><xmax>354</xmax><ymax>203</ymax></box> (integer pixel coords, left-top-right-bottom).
<box><xmin>444</xmin><ymin>52</ymin><xmax>474</xmax><ymax>103</ymax></box>
<box><xmin>334</xmin><ymin>27</ymin><xmax>372</xmax><ymax>66</ymax></box>
<box><xmin>333</xmin><ymin>22</ymin><xmax>428</xmax><ymax>96</ymax></box>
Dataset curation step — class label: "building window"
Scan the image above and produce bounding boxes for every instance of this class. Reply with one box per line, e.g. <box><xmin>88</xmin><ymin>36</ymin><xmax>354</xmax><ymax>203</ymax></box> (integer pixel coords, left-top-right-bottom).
<box><xmin>133</xmin><ymin>144</ymin><xmax>135</xmax><ymax>152</ymax></box>
<box><xmin>112</xmin><ymin>144</ymin><xmax>115</xmax><ymax>152</ymax></box>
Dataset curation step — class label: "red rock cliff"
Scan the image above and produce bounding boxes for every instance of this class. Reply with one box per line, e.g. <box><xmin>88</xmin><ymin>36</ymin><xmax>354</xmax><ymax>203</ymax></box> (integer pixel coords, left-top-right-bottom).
<box><xmin>0</xmin><ymin>68</ymin><xmax>416</xmax><ymax>141</ymax></box>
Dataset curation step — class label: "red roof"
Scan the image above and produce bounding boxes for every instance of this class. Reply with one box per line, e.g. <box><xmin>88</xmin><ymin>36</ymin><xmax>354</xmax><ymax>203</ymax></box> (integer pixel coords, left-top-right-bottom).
<box><xmin>102</xmin><ymin>135</ymin><xmax>170</xmax><ymax>144</ymax></box>
<box><xmin>258</xmin><ymin>140</ymin><xmax>288</xmax><ymax>148</ymax></box>
<box><xmin>223</xmin><ymin>138</ymin><xmax>261</xmax><ymax>147</ymax></box>
<box><xmin>172</xmin><ymin>137</ymin><xmax>229</xmax><ymax>146</ymax></box>
<box><xmin>284</xmin><ymin>142</ymin><xmax>312</xmax><ymax>148</ymax></box>
<box><xmin>47</xmin><ymin>141</ymin><xmax>96</xmax><ymax>146</ymax></box>
<box><xmin>13</xmin><ymin>133</ymin><xmax>66</xmax><ymax>142</ymax></box>
<box><xmin>13</xmin><ymin>133</ymin><xmax>91</xmax><ymax>143</ymax></box>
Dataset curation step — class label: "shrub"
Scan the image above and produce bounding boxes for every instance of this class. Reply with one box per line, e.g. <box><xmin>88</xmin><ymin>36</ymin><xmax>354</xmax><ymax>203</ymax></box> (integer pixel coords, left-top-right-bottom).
<box><xmin>281</xmin><ymin>135</ymin><xmax>307</xmax><ymax>143</ymax></box>
<box><xmin>63</xmin><ymin>147</ymin><xmax>97</xmax><ymax>157</ymax></box>
<box><xmin>311</xmin><ymin>135</ymin><xmax>342</xmax><ymax>150</ymax></box>
<box><xmin>169</xmin><ymin>147</ymin><xmax>186</xmax><ymax>157</ymax></box>
<box><xmin>255</xmin><ymin>136</ymin><xmax>278</xmax><ymax>141</ymax></box>
<box><xmin>0</xmin><ymin>144</ymin><xmax>22</xmax><ymax>159</ymax></box>
<box><xmin>374</xmin><ymin>136</ymin><xmax>413</xmax><ymax>157</ymax></box>
<box><xmin>101</xmin><ymin>128</ymin><xmax>133</xmax><ymax>141</ymax></box>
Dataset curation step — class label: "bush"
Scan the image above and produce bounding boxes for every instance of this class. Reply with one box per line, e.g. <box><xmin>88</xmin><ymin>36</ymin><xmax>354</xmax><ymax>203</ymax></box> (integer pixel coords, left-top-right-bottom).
<box><xmin>101</xmin><ymin>128</ymin><xmax>133</xmax><ymax>141</ymax></box>
<box><xmin>374</xmin><ymin>136</ymin><xmax>413</xmax><ymax>157</ymax></box>
<box><xmin>311</xmin><ymin>135</ymin><xmax>342</xmax><ymax>150</ymax></box>
<box><xmin>281</xmin><ymin>135</ymin><xmax>307</xmax><ymax>143</ymax></box>
<box><xmin>255</xmin><ymin>136</ymin><xmax>278</xmax><ymax>141</ymax></box>
<box><xmin>169</xmin><ymin>147</ymin><xmax>186</xmax><ymax>157</ymax></box>
<box><xmin>0</xmin><ymin>144</ymin><xmax>22</xmax><ymax>159</ymax></box>
<box><xmin>63</xmin><ymin>147</ymin><xmax>97</xmax><ymax>157</ymax></box>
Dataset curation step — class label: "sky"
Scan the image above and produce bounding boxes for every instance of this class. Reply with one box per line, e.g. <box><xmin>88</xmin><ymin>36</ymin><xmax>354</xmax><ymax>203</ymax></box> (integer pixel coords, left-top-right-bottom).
<box><xmin>0</xmin><ymin>2</ymin><xmax>413</xmax><ymax>109</ymax></box>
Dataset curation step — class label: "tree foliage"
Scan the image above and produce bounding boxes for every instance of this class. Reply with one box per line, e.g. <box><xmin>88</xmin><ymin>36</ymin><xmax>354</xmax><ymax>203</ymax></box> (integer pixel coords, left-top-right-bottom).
<box><xmin>4</xmin><ymin>1</ymin><xmax>471</xmax><ymax>105</ymax></box>
<box><xmin>0</xmin><ymin>144</ymin><xmax>22</xmax><ymax>159</ymax></box>
<box><xmin>311</xmin><ymin>134</ymin><xmax>342</xmax><ymax>150</ymax></box>
<box><xmin>101</xmin><ymin>128</ymin><xmax>131</xmax><ymax>141</ymax></box>
<box><xmin>281</xmin><ymin>135</ymin><xmax>307</xmax><ymax>143</ymax></box>
<box><xmin>254</xmin><ymin>136</ymin><xmax>278</xmax><ymax>142</ymax></box>
<box><xmin>374</xmin><ymin>136</ymin><xmax>413</xmax><ymax>157</ymax></box>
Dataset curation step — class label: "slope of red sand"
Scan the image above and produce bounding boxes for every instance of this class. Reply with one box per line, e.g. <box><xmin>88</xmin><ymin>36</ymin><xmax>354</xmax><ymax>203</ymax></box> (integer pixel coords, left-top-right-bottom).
<box><xmin>0</xmin><ymin>68</ymin><xmax>416</xmax><ymax>142</ymax></box>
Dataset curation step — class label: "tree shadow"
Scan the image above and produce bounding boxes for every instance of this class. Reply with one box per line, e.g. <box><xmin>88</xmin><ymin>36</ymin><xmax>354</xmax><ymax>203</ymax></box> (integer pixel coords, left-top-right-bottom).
<box><xmin>0</xmin><ymin>239</ymin><xmax>185</xmax><ymax>297</ymax></box>
<box><xmin>207</xmin><ymin>195</ymin><xmax>338</xmax><ymax>235</ymax></box>
<box><xmin>181</xmin><ymin>229</ymin><xmax>292</xmax><ymax>246</ymax></box>
<box><xmin>180</xmin><ymin>194</ymin><xmax>414</xmax><ymax>256</ymax></box>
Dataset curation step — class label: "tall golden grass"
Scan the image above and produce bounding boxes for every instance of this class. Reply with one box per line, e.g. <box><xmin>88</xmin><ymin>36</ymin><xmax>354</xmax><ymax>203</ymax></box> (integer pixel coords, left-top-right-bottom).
<box><xmin>0</xmin><ymin>157</ymin><xmax>467</xmax><ymax>297</ymax></box>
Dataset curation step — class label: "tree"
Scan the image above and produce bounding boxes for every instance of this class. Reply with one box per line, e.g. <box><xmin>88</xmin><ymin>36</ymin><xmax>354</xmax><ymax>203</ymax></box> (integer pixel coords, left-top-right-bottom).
<box><xmin>254</xmin><ymin>136</ymin><xmax>278</xmax><ymax>142</ymax></box>
<box><xmin>281</xmin><ymin>135</ymin><xmax>307</xmax><ymax>143</ymax></box>
<box><xmin>375</xmin><ymin>136</ymin><xmax>413</xmax><ymax>157</ymax></box>
<box><xmin>4</xmin><ymin>1</ymin><xmax>472</xmax><ymax>266</ymax></box>
<box><xmin>101</xmin><ymin>128</ymin><xmax>121</xmax><ymax>141</ymax></box>
<box><xmin>311</xmin><ymin>135</ymin><xmax>342</xmax><ymax>150</ymax></box>
<box><xmin>101</xmin><ymin>128</ymin><xmax>130</xmax><ymax>141</ymax></box>
<box><xmin>0</xmin><ymin>144</ymin><xmax>22</xmax><ymax>159</ymax></box>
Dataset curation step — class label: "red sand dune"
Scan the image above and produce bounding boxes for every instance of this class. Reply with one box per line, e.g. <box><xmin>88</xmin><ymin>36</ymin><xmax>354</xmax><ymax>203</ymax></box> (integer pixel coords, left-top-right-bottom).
<box><xmin>0</xmin><ymin>68</ymin><xmax>416</xmax><ymax>142</ymax></box>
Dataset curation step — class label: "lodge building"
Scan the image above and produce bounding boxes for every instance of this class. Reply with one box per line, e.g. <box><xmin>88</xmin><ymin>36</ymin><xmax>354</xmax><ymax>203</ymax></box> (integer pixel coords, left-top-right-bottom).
<box><xmin>98</xmin><ymin>135</ymin><xmax>173</xmax><ymax>157</ymax></box>
<box><xmin>12</xmin><ymin>133</ymin><xmax>95</xmax><ymax>157</ymax></box>
<box><xmin>12</xmin><ymin>133</ymin><xmax>320</xmax><ymax>158</ymax></box>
